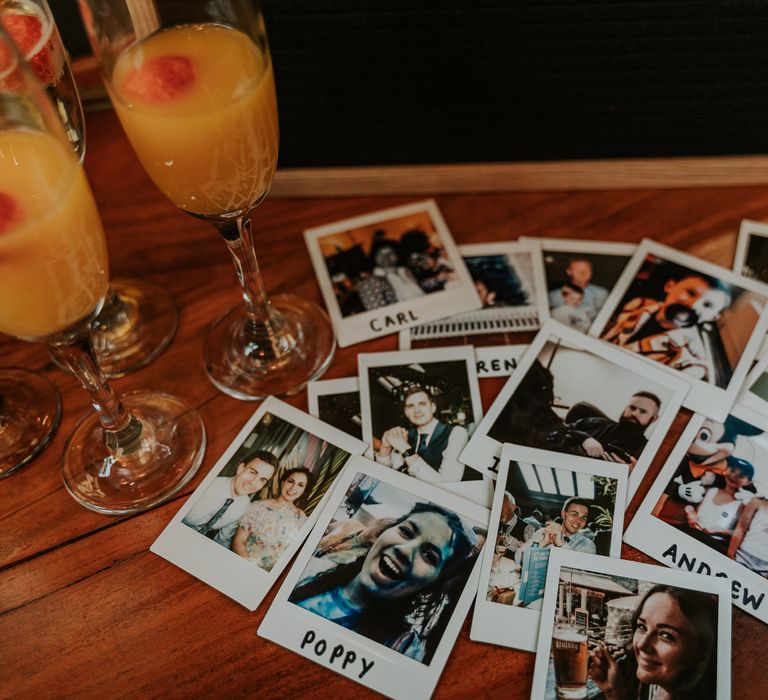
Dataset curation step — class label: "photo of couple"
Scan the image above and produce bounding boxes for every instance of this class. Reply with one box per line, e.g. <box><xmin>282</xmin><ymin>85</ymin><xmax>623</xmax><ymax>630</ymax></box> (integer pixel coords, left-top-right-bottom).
<box><xmin>182</xmin><ymin>412</ymin><xmax>354</xmax><ymax>572</ymax></box>
<box><xmin>288</xmin><ymin>474</ymin><xmax>486</xmax><ymax>664</ymax></box>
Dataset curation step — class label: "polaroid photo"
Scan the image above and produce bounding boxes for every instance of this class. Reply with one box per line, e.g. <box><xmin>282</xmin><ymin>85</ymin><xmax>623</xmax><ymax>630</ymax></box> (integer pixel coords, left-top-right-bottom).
<box><xmin>530</xmin><ymin>549</ymin><xmax>731</xmax><ymax>700</ymax></box>
<box><xmin>589</xmin><ymin>239</ymin><xmax>768</xmax><ymax>421</ymax></box>
<box><xmin>307</xmin><ymin>377</ymin><xmax>363</xmax><ymax>441</ymax></box>
<box><xmin>736</xmin><ymin>352</ymin><xmax>768</xmax><ymax>432</ymax></box>
<box><xmin>151</xmin><ymin>396</ymin><xmax>367</xmax><ymax>610</ymax></box>
<box><xmin>733</xmin><ymin>219</ymin><xmax>768</xmax><ymax>360</ymax></box>
<box><xmin>400</xmin><ymin>329</ymin><xmax>528</xmax><ymax>379</ymax></box>
<box><xmin>258</xmin><ymin>457</ymin><xmax>489</xmax><ymax>700</ymax></box>
<box><xmin>358</xmin><ymin>346</ymin><xmax>486</xmax><ymax>484</ymax></box>
<box><xmin>733</xmin><ymin>219</ymin><xmax>768</xmax><ymax>283</ymax></box>
<box><xmin>398</xmin><ymin>241</ymin><xmax>547</xmax><ymax>346</ymax></box>
<box><xmin>520</xmin><ymin>236</ymin><xmax>635</xmax><ymax>335</ymax></box>
<box><xmin>306</xmin><ymin>375</ymin><xmax>494</xmax><ymax>507</ymax></box>
<box><xmin>471</xmin><ymin>445</ymin><xmax>627</xmax><ymax>652</ymax></box>
<box><xmin>460</xmin><ymin>320</ymin><xmax>688</xmax><ymax>499</ymax></box>
<box><xmin>625</xmin><ymin>403</ymin><xmax>768</xmax><ymax>624</ymax></box>
<box><xmin>303</xmin><ymin>200</ymin><xmax>481</xmax><ymax>347</ymax></box>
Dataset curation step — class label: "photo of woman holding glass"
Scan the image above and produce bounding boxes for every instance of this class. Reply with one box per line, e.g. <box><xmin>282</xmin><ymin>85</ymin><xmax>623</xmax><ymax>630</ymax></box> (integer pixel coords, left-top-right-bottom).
<box><xmin>288</xmin><ymin>489</ymin><xmax>483</xmax><ymax>665</ymax></box>
<box><xmin>589</xmin><ymin>584</ymin><xmax>718</xmax><ymax>700</ymax></box>
<box><xmin>232</xmin><ymin>467</ymin><xmax>313</xmax><ymax>572</ymax></box>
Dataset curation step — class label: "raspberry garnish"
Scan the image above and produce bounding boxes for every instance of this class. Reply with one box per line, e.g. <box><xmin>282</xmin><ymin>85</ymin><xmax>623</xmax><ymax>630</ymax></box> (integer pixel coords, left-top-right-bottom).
<box><xmin>121</xmin><ymin>55</ymin><xmax>195</xmax><ymax>103</ymax></box>
<box><xmin>0</xmin><ymin>192</ymin><xmax>21</xmax><ymax>235</ymax></box>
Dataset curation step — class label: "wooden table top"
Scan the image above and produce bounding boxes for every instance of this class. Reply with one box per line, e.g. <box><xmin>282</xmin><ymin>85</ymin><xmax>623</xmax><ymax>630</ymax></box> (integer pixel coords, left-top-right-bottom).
<box><xmin>2</xmin><ymin>108</ymin><xmax>767</xmax><ymax>699</ymax></box>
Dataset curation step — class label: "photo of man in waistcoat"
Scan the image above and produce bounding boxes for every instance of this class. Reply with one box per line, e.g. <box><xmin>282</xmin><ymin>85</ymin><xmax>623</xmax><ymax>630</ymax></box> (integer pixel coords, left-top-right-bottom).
<box><xmin>374</xmin><ymin>386</ymin><xmax>469</xmax><ymax>484</ymax></box>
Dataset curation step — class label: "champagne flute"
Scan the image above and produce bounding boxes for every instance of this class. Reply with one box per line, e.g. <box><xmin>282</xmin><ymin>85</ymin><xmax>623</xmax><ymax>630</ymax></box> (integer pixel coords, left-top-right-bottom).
<box><xmin>80</xmin><ymin>0</ymin><xmax>336</xmax><ymax>400</ymax></box>
<box><xmin>1</xmin><ymin>0</ymin><xmax>180</xmax><ymax>378</ymax></box>
<box><xmin>0</xmin><ymin>27</ymin><xmax>206</xmax><ymax>512</ymax></box>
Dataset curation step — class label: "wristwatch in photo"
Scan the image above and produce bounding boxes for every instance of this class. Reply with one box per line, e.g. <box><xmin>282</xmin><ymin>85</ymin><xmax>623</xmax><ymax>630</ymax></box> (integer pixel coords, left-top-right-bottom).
<box><xmin>399</xmin><ymin>447</ymin><xmax>415</xmax><ymax>460</ymax></box>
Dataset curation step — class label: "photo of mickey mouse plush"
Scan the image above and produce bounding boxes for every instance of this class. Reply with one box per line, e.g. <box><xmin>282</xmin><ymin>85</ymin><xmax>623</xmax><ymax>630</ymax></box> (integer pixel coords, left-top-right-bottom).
<box><xmin>656</xmin><ymin>414</ymin><xmax>760</xmax><ymax>527</ymax></box>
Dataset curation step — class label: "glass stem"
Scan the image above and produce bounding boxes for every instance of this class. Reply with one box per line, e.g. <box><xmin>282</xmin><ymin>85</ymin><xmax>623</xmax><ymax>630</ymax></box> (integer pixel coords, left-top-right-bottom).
<box><xmin>48</xmin><ymin>330</ymin><xmax>143</xmax><ymax>454</ymax></box>
<box><xmin>214</xmin><ymin>213</ymin><xmax>281</xmax><ymax>360</ymax></box>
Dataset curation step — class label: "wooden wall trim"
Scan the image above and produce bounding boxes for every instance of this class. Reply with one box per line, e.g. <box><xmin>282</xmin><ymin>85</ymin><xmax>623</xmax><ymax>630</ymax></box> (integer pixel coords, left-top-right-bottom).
<box><xmin>270</xmin><ymin>158</ymin><xmax>768</xmax><ymax>198</ymax></box>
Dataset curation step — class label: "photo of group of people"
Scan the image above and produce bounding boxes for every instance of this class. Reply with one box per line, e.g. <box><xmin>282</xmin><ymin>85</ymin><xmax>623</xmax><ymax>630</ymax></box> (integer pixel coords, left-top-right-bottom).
<box><xmin>304</xmin><ymin>201</ymin><xmax>481</xmax><ymax>347</ymax></box>
<box><xmin>535</xmin><ymin>560</ymin><xmax>724</xmax><ymax>700</ymax></box>
<box><xmin>542</xmin><ymin>247</ymin><xmax>632</xmax><ymax>334</ymax></box>
<box><xmin>486</xmin><ymin>463</ymin><xmax>620</xmax><ymax>611</ymax></box>
<box><xmin>286</xmin><ymin>472</ymin><xmax>486</xmax><ymax>665</ymax></box>
<box><xmin>315</xmin><ymin>209</ymin><xmax>459</xmax><ymax>318</ymax></box>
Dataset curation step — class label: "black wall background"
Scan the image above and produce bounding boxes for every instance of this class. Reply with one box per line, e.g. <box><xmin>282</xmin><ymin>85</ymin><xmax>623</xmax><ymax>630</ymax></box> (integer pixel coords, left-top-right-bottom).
<box><xmin>51</xmin><ymin>1</ymin><xmax>768</xmax><ymax>168</ymax></box>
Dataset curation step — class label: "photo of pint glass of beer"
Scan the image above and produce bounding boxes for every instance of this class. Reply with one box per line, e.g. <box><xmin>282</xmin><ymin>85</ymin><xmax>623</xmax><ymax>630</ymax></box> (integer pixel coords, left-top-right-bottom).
<box><xmin>552</xmin><ymin>623</ymin><xmax>588</xmax><ymax>699</ymax></box>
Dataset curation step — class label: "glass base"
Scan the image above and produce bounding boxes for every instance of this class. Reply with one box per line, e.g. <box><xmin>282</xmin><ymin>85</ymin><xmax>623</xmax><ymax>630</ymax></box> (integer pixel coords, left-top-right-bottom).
<box><xmin>204</xmin><ymin>294</ymin><xmax>336</xmax><ymax>400</ymax></box>
<box><xmin>0</xmin><ymin>368</ymin><xmax>61</xmax><ymax>478</ymax></box>
<box><xmin>51</xmin><ymin>278</ymin><xmax>179</xmax><ymax>379</ymax></box>
<box><xmin>61</xmin><ymin>391</ymin><xmax>206</xmax><ymax>515</ymax></box>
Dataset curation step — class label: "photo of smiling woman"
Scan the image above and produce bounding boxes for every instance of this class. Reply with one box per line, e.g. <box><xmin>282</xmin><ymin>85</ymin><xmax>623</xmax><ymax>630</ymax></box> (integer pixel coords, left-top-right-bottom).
<box><xmin>288</xmin><ymin>476</ymin><xmax>485</xmax><ymax>664</ymax></box>
<box><xmin>589</xmin><ymin>584</ymin><xmax>718</xmax><ymax>700</ymax></box>
<box><xmin>232</xmin><ymin>467</ymin><xmax>314</xmax><ymax>572</ymax></box>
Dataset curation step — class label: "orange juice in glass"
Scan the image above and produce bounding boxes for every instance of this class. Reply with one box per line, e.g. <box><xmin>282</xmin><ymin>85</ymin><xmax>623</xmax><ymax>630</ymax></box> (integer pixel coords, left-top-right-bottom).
<box><xmin>109</xmin><ymin>23</ymin><xmax>279</xmax><ymax>216</ymax></box>
<box><xmin>82</xmin><ymin>0</ymin><xmax>335</xmax><ymax>401</ymax></box>
<box><xmin>0</xmin><ymin>24</ymin><xmax>205</xmax><ymax>511</ymax></box>
<box><xmin>0</xmin><ymin>129</ymin><xmax>108</xmax><ymax>339</ymax></box>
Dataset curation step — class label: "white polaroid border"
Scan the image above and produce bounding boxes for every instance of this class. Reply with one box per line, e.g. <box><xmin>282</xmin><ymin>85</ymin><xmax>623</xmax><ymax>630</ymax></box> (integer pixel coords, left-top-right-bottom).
<box><xmin>460</xmin><ymin>320</ymin><xmax>688</xmax><ymax>499</ymax></box>
<box><xmin>733</xmin><ymin>219</ymin><xmax>768</xmax><ymax>360</ymax></box>
<box><xmin>399</xmin><ymin>327</ymin><xmax>529</xmax><ymax>380</ymax></box>
<box><xmin>303</xmin><ymin>200</ymin><xmax>481</xmax><ymax>347</ymax></box>
<box><xmin>589</xmin><ymin>238</ymin><xmax>768</xmax><ymax>421</ymax></box>
<box><xmin>520</xmin><ymin>236</ymin><xmax>636</xmax><ymax>319</ymax></box>
<box><xmin>358</xmin><ymin>345</ymin><xmax>485</xmax><ymax>481</ymax></box>
<box><xmin>733</xmin><ymin>219</ymin><xmax>768</xmax><ymax>277</ymax></box>
<box><xmin>471</xmin><ymin>445</ymin><xmax>627</xmax><ymax>652</ymax></box>
<box><xmin>258</xmin><ymin>456</ymin><xmax>489</xmax><ymax>700</ymax></box>
<box><xmin>530</xmin><ymin>549</ymin><xmax>732</xmax><ymax>700</ymax></box>
<box><xmin>736</xmin><ymin>352</ymin><xmax>768</xmax><ymax>432</ymax></box>
<box><xmin>150</xmin><ymin>396</ymin><xmax>367</xmax><ymax>611</ymax></box>
<box><xmin>625</xmin><ymin>403</ymin><xmax>768</xmax><ymax>624</ymax></box>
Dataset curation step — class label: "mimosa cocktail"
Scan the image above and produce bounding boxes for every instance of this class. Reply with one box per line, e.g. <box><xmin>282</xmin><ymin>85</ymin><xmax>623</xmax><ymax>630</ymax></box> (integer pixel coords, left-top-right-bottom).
<box><xmin>0</xmin><ymin>26</ymin><xmax>205</xmax><ymax>510</ymax></box>
<box><xmin>83</xmin><ymin>0</ymin><xmax>335</xmax><ymax>401</ymax></box>
<box><xmin>0</xmin><ymin>129</ymin><xmax>108</xmax><ymax>339</ymax></box>
<box><xmin>1</xmin><ymin>0</ymin><xmax>83</xmax><ymax>156</ymax></box>
<box><xmin>2</xmin><ymin>0</ymin><xmax>179</xmax><ymax>378</ymax></box>
<box><xmin>110</xmin><ymin>23</ymin><xmax>278</xmax><ymax>215</ymax></box>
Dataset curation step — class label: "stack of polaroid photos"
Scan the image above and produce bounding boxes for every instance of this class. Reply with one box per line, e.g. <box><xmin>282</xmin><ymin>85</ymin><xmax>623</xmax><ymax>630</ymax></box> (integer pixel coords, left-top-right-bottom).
<box><xmin>152</xmin><ymin>201</ymin><xmax>768</xmax><ymax>699</ymax></box>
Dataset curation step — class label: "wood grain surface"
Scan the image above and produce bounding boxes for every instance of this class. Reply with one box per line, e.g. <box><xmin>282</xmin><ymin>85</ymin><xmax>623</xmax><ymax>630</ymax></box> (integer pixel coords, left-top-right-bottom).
<box><xmin>1</xmin><ymin>108</ymin><xmax>767</xmax><ymax>699</ymax></box>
